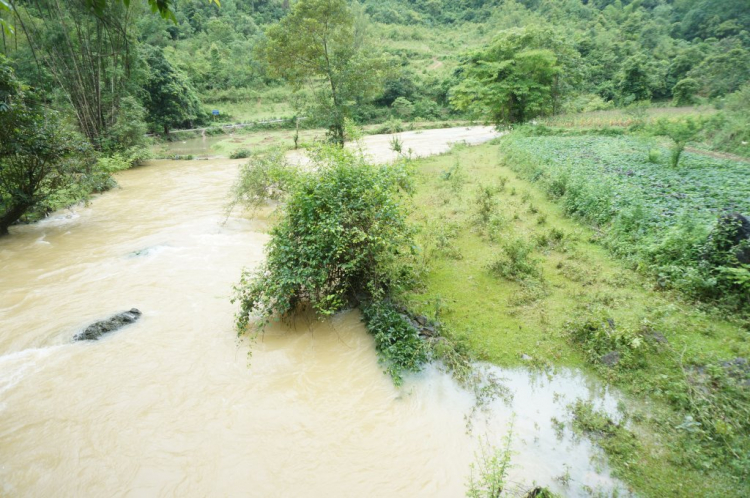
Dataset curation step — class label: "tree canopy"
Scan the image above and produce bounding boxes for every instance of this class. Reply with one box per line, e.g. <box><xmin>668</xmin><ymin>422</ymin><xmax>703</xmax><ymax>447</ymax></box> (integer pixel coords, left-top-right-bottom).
<box><xmin>450</xmin><ymin>27</ymin><xmax>563</xmax><ymax>124</ymax></box>
<box><xmin>141</xmin><ymin>46</ymin><xmax>202</xmax><ymax>134</ymax></box>
<box><xmin>262</xmin><ymin>0</ymin><xmax>388</xmax><ymax>143</ymax></box>
<box><xmin>0</xmin><ymin>55</ymin><xmax>86</xmax><ymax>235</ymax></box>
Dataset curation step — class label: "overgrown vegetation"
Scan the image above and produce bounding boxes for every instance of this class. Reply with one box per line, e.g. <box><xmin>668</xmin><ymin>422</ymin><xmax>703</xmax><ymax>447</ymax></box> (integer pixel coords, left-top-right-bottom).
<box><xmin>231</xmin><ymin>145</ymin><xmax>430</xmax><ymax>383</ymax></box>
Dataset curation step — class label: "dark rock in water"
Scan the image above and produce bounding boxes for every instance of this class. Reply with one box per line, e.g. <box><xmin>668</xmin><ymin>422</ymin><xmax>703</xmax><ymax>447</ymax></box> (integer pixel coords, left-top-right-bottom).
<box><xmin>710</xmin><ymin>213</ymin><xmax>750</xmax><ymax>264</ymax></box>
<box><xmin>600</xmin><ymin>351</ymin><xmax>620</xmax><ymax>367</ymax></box>
<box><xmin>74</xmin><ymin>308</ymin><xmax>142</xmax><ymax>341</ymax></box>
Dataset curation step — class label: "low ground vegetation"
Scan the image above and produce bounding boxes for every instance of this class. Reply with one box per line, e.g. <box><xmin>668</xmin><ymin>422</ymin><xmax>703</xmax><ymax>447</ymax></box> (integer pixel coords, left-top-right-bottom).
<box><xmin>404</xmin><ymin>142</ymin><xmax>749</xmax><ymax>496</ymax></box>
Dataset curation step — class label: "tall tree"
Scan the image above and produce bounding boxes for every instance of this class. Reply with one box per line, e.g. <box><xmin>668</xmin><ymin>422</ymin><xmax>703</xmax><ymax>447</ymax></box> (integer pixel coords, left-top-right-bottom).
<box><xmin>450</xmin><ymin>27</ymin><xmax>565</xmax><ymax>125</ymax></box>
<box><xmin>262</xmin><ymin>0</ymin><xmax>388</xmax><ymax>144</ymax></box>
<box><xmin>141</xmin><ymin>46</ymin><xmax>201</xmax><ymax>134</ymax></box>
<box><xmin>10</xmin><ymin>0</ymin><xmax>139</xmax><ymax>149</ymax></box>
<box><xmin>0</xmin><ymin>55</ymin><xmax>85</xmax><ymax>235</ymax></box>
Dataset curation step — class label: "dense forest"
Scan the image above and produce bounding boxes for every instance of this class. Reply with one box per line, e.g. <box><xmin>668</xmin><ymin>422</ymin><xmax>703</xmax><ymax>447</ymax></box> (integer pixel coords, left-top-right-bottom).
<box><xmin>2</xmin><ymin>0</ymin><xmax>749</xmax><ymax>137</ymax></box>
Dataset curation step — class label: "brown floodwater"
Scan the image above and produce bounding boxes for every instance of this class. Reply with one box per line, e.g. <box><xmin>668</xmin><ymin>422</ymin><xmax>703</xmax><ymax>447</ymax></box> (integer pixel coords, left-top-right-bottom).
<box><xmin>1</xmin><ymin>131</ymin><xmax>630</xmax><ymax>497</ymax></box>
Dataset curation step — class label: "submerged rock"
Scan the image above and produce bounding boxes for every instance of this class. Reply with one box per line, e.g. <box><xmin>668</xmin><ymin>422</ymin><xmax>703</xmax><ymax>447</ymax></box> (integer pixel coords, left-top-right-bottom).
<box><xmin>74</xmin><ymin>309</ymin><xmax>142</xmax><ymax>341</ymax></box>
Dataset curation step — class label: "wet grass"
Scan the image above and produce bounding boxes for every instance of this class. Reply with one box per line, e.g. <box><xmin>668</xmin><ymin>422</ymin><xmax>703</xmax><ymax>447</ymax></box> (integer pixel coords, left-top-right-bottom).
<box><xmin>404</xmin><ymin>142</ymin><xmax>750</xmax><ymax>496</ymax></box>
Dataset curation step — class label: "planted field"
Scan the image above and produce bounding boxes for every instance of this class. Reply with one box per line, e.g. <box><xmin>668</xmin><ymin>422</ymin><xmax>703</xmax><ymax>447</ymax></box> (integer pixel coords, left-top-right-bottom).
<box><xmin>501</xmin><ymin>134</ymin><xmax>750</xmax><ymax>306</ymax></box>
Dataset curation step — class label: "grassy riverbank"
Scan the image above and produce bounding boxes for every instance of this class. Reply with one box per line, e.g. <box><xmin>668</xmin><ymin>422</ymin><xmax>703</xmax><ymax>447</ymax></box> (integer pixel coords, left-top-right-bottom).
<box><xmin>404</xmin><ymin>140</ymin><xmax>749</xmax><ymax>496</ymax></box>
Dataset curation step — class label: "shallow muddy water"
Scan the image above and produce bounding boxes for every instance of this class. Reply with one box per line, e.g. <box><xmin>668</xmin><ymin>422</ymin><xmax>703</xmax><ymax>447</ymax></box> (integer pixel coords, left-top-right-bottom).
<box><xmin>1</xmin><ymin>129</ymin><xmax>628</xmax><ymax>497</ymax></box>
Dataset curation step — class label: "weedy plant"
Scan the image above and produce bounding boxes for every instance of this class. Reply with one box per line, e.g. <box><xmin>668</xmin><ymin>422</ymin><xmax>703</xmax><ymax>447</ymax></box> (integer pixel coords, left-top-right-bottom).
<box><xmin>230</xmin><ymin>148</ymin><xmax>252</xmax><ymax>159</ymax></box>
<box><xmin>475</xmin><ymin>185</ymin><xmax>499</xmax><ymax>227</ymax></box>
<box><xmin>441</xmin><ymin>159</ymin><xmax>466</xmax><ymax>194</ymax></box>
<box><xmin>466</xmin><ymin>424</ymin><xmax>514</xmax><ymax>498</ymax></box>
<box><xmin>390</xmin><ymin>134</ymin><xmax>404</xmax><ymax>153</ymax></box>
<box><xmin>488</xmin><ymin>237</ymin><xmax>543</xmax><ymax>283</ymax></box>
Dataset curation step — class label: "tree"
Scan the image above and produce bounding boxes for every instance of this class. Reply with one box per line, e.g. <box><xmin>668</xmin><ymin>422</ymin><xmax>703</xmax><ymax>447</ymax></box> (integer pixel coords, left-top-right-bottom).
<box><xmin>0</xmin><ymin>56</ymin><xmax>85</xmax><ymax>235</ymax></box>
<box><xmin>10</xmin><ymin>0</ymin><xmax>140</xmax><ymax>149</ymax></box>
<box><xmin>654</xmin><ymin>117</ymin><xmax>704</xmax><ymax>168</ymax></box>
<box><xmin>1</xmin><ymin>0</ymin><xmax>12</xmax><ymax>36</ymax></box>
<box><xmin>84</xmin><ymin>0</ymin><xmax>220</xmax><ymax>22</ymax></box>
<box><xmin>450</xmin><ymin>28</ymin><xmax>561</xmax><ymax>125</ymax></box>
<box><xmin>141</xmin><ymin>46</ymin><xmax>202</xmax><ymax>134</ymax></box>
<box><xmin>262</xmin><ymin>0</ymin><xmax>388</xmax><ymax>144</ymax></box>
<box><xmin>672</xmin><ymin>77</ymin><xmax>700</xmax><ymax>106</ymax></box>
<box><xmin>617</xmin><ymin>53</ymin><xmax>661</xmax><ymax>103</ymax></box>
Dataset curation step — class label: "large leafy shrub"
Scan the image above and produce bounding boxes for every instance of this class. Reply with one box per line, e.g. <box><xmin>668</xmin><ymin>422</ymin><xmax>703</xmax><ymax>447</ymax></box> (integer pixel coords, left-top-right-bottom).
<box><xmin>233</xmin><ymin>145</ymin><xmax>425</xmax><ymax>382</ymax></box>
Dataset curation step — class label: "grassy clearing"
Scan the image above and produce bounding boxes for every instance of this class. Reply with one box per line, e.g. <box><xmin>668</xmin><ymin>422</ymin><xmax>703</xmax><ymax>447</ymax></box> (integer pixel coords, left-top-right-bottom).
<box><xmin>540</xmin><ymin>106</ymin><xmax>715</xmax><ymax>129</ymax></box>
<box><xmin>404</xmin><ymin>141</ymin><xmax>749</xmax><ymax>496</ymax></box>
<box><xmin>202</xmin><ymin>99</ymin><xmax>294</xmax><ymax>125</ymax></box>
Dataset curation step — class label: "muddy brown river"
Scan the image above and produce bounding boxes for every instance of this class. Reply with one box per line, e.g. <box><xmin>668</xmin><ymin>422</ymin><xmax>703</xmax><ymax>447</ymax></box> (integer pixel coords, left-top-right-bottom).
<box><xmin>0</xmin><ymin>129</ymin><xmax>629</xmax><ymax>497</ymax></box>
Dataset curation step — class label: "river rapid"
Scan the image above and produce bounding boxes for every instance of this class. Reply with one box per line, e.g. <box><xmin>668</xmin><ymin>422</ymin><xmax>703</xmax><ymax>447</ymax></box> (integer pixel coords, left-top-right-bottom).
<box><xmin>0</xmin><ymin>130</ymin><xmax>629</xmax><ymax>497</ymax></box>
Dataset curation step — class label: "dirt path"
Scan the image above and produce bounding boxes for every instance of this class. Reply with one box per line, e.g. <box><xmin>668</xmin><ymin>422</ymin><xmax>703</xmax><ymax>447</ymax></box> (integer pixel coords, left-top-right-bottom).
<box><xmin>685</xmin><ymin>146</ymin><xmax>750</xmax><ymax>164</ymax></box>
<box><xmin>287</xmin><ymin>126</ymin><xmax>503</xmax><ymax>166</ymax></box>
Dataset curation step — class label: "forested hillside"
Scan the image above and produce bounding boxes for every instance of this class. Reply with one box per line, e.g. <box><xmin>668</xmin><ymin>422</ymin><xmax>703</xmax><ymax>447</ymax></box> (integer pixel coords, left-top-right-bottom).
<box><xmin>3</xmin><ymin>1</ymin><xmax>748</xmax><ymax>131</ymax></box>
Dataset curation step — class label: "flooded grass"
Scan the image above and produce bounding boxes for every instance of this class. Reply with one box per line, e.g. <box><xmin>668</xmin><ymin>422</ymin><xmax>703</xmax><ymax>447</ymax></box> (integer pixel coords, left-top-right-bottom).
<box><xmin>405</xmin><ymin>142</ymin><xmax>749</xmax><ymax>496</ymax></box>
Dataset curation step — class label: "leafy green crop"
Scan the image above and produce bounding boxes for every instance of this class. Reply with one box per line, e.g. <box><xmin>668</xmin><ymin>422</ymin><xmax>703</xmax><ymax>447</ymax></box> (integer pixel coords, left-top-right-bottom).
<box><xmin>501</xmin><ymin>134</ymin><xmax>750</xmax><ymax>309</ymax></box>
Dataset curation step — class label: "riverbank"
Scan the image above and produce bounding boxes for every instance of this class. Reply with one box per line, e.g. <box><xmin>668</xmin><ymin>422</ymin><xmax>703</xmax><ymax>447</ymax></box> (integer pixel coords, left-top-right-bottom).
<box><xmin>404</xmin><ymin>140</ymin><xmax>749</xmax><ymax>496</ymax></box>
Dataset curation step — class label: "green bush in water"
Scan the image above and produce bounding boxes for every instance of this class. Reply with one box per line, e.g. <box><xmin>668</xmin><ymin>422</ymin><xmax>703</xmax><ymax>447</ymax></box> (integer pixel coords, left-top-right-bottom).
<box><xmin>232</xmin><ymin>144</ymin><xmax>425</xmax><ymax>383</ymax></box>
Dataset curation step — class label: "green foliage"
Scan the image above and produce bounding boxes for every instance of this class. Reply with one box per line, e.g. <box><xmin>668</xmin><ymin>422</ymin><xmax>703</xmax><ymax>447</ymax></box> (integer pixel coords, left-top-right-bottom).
<box><xmin>501</xmin><ymin>134</ymin><xmax>750</xmax><ymax>308</ymax></box>
<box><xmin>391</xmin><ymin>96</ymin><xmax>414</xmax><ymax>120</ymax></box>
<box><xmin>617</xmin><ymin>54</ymin><xmax>662</xmax><ymax>104</ymax></box>
<box><xmin>142</xmin><ymin>46</ymin><xmax>203</xmax><ymax>134</ymax></box>
<box><xmin>360</xmin><ymin>300</ymin><xmax>427</xmax><ymax>385</ymax></box>
<box><xmin>450</xmin><ymin>27</ymin><xmax>563</xmax><ymax>124</ymax></box>
<box><xmin>0</xmin><ymin>56</ymin><xmax>92</xmax><ymax>235</ymax></box>
<box><xmin>262</xmin><ymin>0</ymin><xmax>389</xmax><ymax>144</ymax></box>
<box><xmin>389</xmin><ymin>135</ymin><xmax>403</xmax><ymax>154</ymax></box>
<box><xmin>570</xmin><ymin>400</ymin><xmax>639</xmax><ymax>458</ymax></box>
<box><xmin>233</xmin><ymin>144</ymin><xmax>416</xmax><ymax>323</ymax></box>
<box><xmin>488</xmin><ymin>238</ymin><xmax>542</xmax><ymax>283</ymax></box>
<box><xmin>375</xmin><ymin>117</ymin><xmax>405</xmax><ymax>134</ymax></box>
<box><xmin>440</xmin><ymin>159</ymin><xmax>465</xmax><ymax>195</ymax></box>
<box><xmin>673</xmin><ymin>78</ymin><xmax>700</xmax><ymax>106</ymax></box>
<box><xmin>466</xmin><ymin>427</ymin><xmax>514</xmax><ymax>498</ymax></box>
<box><xmin>232</xmin><ymin>145</ymin><xmax>427</xmax><ymax>381</ymax></box>
<box><xmin>474</xmin><ymin>185</ymin><xmax>497</xmax><ymax>226</ymax></box>
<box><xmin>565</xmin><ymin>315</ymin><xmax>652</xmax><ymax>370</ymax></box>
<box><xmin>702</xmin><ymin>84</ymin><xmax>750</xmax><ymax>157</ymax></box>
<box><xmin>653</xmin><ymin>117</ymin><xmax>705</xmax><ymax>168</ymax></box>
<box><xmin>226</xmin><ymin>149</ymin><xmax>299</xmax><ymax>215</ymax></box>
<box><xmin>229</xmin><ymin>148</ymin><xmax>252</xmax><ymax>159</ymax></box>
